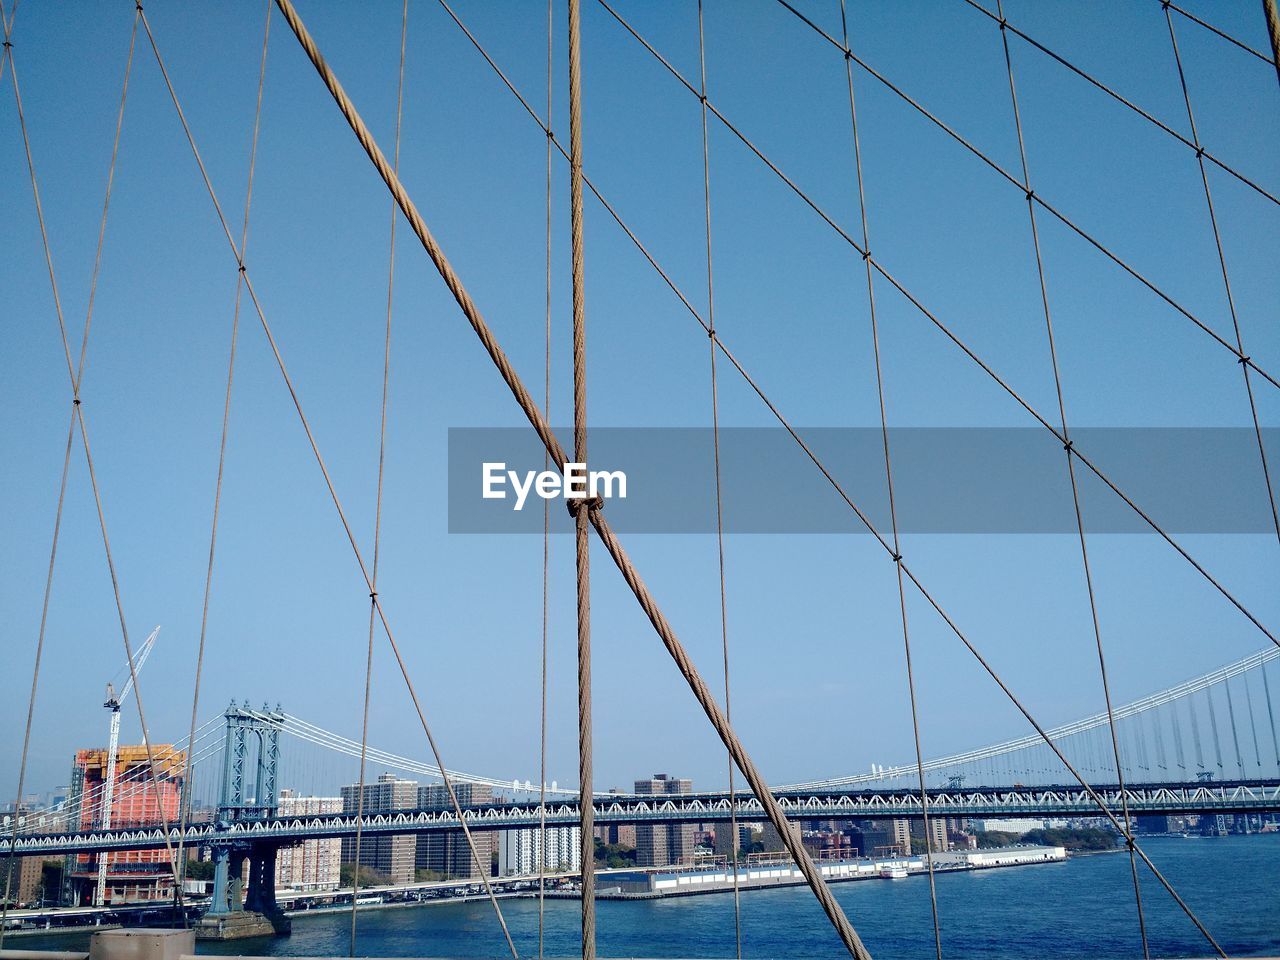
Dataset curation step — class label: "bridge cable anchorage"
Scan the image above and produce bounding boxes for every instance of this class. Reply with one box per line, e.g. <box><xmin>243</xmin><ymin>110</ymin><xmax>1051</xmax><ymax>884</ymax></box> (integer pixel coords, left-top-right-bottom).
<box><xmin>539</xmin><ymin>0</ymin><xmax>553</xmax><ymax>953</ymax></box>
<box><xmin>269</xmin><ymin>1</ymin><xmax>870</xmax><ymax>955</ymax></box>
<box><xmin>0</xmin><ymin>3</ymin><xmax>161</xmax><ymax>941</ymax></box>
<box><xmin>994</xmin><ymin>2</ymin><xmax>1150</xmax><ymax>952</ymax></box>
<box><xmin>174</xmin><ymin>0</ymin><xmax>272</xmax><ymax>927</ymax></box>
<box><xmin>837</xmin><ymin>1</ymin><xmax>941</xmax><ymax>956</ymax></box>
<box><xmin>695</xmin><ymin>3</ymin><xmax>743</xmax><ymax>955</ymax></box>
<box><xmin>350</xmin><ymin>1</ymin><xmax>407</xmax><ymax>953</ymax></box>
<box><xmin>1162</xmin><ymin>2</ymin><xmax>1280</xmax><ymax>550</ymax></box>
<box><xmin>594</xmin><ymin>0</ymin><xmax>1280</xmax><ymax>662</ymax></box>
<box><xmin>952</xmin><ymin>0</ymin><xmax>1280</xmax><ymax>209</ymax></box>
<box><xmin>1263</xmin><ymin>0</ymin><xmax>1280</xmax><ymax>89</ymax></box>
<box><xmin>1164</xmin><ymin>0</ymin><xmax>1280</xmax><ymax>67</ymax></box>
<box><xmin>768</xmin><ymin>0</ymin><xmax>1280</xmax><ymax>389</ymax></box>
<box><xmin>136</xmin><ymin>9</ymin><xmax>520</xmax><ymax>957</ymax></box>
<box><xmin>418</xmin><ymin>6</ymin><xmax>1251</xmax><ymax>940</ymax></box>
<box><xmin>566</xmin><ymin>1</ymin><xmax>597</xmax><ymax>954</ymax></box>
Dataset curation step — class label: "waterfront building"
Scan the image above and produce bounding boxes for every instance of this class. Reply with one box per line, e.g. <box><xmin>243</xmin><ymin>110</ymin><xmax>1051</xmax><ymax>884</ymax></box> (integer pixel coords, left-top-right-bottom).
<box><xmin>64</xmin><ymin>744</ymin><xmax>184</xmax><ymax>905</ymax></box>
<box><xmin>911</xmin><ymin>816</ymin><xmax>950</xmax><ymax>852</ymax></box>
<box><xmin>275</xmin><ymin>791</ymin><xmax>342</xmax><ymax>891</ymax></box>
<box><xmin>760</xmin><ymin>820</ymin><xmax>803</xmax><ymax>854</ymax></box>
<box><xmin>496</xmin><ymin>826</ymin><xmax>582</xmax><ymax>876</ymax></box>
<box><xmin>416</xmin><ymin>782</ymin><xmax>494</xmax><ymax>879</ymax></box>
<box><xmin>0</xmin><ymin>852</ymin><xmax>44</xmax><ymax>905</ymax></box>
<box><xmin>634</xmin><ymin>774</ymin><xmax>694</xmax><ymax>866</ymax></box>
<box><xmin>340</xmin><ymin>774</ymin><xmax>418</xmax><ymax>885</ymax></box>
<box><xmin>713</xmin><ymin>824</ymin><xmax>751</xmax><ymax>859</ymax></box>
<box><xmin>595</xmin><ymin>823</ymin><xmax>637</xmax><ymax>847</ymax></box>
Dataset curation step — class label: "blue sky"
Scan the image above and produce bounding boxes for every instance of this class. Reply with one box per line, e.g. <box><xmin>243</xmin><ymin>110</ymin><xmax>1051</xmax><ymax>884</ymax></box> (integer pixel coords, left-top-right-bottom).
<box><xmin>3</xmin><ymin>0</ymin><xmax>1280</xmax><ymax>803</ymax></box>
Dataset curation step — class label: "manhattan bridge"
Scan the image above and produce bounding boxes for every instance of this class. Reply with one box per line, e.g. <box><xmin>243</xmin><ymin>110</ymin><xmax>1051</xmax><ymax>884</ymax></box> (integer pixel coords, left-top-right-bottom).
<box><xmin>2</xmin><ymin>1</ymin><xmax>1280</xmax><ymax>959</ymax></box>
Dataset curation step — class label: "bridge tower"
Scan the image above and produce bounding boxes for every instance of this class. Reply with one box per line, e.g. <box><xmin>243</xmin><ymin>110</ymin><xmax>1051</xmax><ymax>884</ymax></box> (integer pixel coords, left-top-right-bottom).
<box><xmin>203</xmin><ymin>702</ymin><xmax>290</xmax><ymax>939</ymax></box>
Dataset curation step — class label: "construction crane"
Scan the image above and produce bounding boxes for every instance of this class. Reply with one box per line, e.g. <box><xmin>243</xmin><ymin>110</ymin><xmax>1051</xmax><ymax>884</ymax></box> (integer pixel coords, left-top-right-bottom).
<box><xmin>94</xmin><ymin>626</ymin><xmax>160</xmax><ymax>907</ymax></box>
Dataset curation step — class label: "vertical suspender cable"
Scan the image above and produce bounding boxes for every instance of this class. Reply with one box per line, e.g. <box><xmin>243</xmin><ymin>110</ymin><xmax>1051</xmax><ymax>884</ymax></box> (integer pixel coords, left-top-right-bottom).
<box><xmin>566</xmin><ymin>1</ymin><xmax>596</xmax><ymax>955</ymax></box>
<box><xmin>695</xmin><ymin>4</ymin><xmax>742</xmax><ymax>956</ymax></box>
<box><xmin>350</xmin><ymin>3</ymin><xmax>407</xmax><ymax>953</ymax></box>
<box><xmin>538</xmin><ymin>0</ymin><xmax>553</xmax><ymax>955</ymax></box>
<box><xmin>1163</xmin><ymin>4</ymin><xmax>1280</xmax><ymax>552</ymax></box>
<box><xmin>837</xmin><ymin>4</ymin><xmax>942</xmax><ymax>956</ymax></box>
<box><xmin>1263</xmin><ymin>0</ymin><xmax>1280</xmax><ymax>90</ymax></box>
<box><xmin>177</xmin><ymin>0</ymin><xmax>271</xmax><ymax>923</ymax></box>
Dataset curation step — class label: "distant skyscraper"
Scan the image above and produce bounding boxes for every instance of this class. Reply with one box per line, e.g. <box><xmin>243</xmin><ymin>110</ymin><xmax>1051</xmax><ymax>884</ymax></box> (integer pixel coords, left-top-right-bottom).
<box><xmin>341</xmin><ymin>774</ymin><xmax>418</xmax><ymax>885</ymax></box>
<box><xmin>496</xmin><ymin>826</ymin><xmax>581</xmax><ymax>876</ymax></box>
<box><xmin>416</xmin><ymin>782</ymin><xmax>494</xmax><ymax>880</ymax></box>
<box><xmin>633</xmin><ymin>774</ymin><xmax>694</xmax><ymax>867</ymax></box>
<box><xmin>275</xmin><ymin>791</ymin><xmax>342</xmax><ymax>891</ymax></box>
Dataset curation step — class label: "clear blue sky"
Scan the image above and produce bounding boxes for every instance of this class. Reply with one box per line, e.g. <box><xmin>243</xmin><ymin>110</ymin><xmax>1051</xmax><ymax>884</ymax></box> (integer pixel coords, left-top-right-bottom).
<box><xmin>3</xmin><ymin>0</ymin><xmax>1279</xmax><ymax>803</ymax></box>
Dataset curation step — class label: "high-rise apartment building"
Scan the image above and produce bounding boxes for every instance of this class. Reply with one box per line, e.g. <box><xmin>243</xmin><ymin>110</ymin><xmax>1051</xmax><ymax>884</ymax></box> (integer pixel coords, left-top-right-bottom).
<box><xmin>341</xmin><ymin>774</ymin><xmax>419</xmax><ymax>885</ymax></box>
<box><xmin>496</xmin><ymin>826</ymin><xmax>582</xmax><ymax>876</ymax></box>
<box><xmin>65</xmin><ymin>745</ymin><xmax>185</xmax><ymax>905</ymax></box>
<box><xmin>633</xmin><ymin>774</ymin><xmax>694</xmax><ymax>867</ymax></box>
<box><xmin>275</xmin><ymin>791</ymin><xmax>342</xmax><ymax>891</ymax></box>
<box><xmin>416</xmin><ymin>782</ymin><xmax>494</xmax><ymax>880</ymax></box>
<box><xmin>910</xmin><ymin>816</ymin><xmax>950</xmax><ymax>853</ymax></box>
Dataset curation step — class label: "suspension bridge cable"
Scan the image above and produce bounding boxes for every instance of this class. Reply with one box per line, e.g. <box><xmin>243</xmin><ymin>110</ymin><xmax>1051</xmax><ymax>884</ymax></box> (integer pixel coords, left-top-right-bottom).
<box><xmin>993</xmin><ymin>2</ymin><xmax>1149</xmax><ymax>952</ymax></box>
<box><xmin>566</xmin><ymin>2</ymin><xmax>596</xmax><ymax>954</ymax></box>
<box><xmin>1162</xmin><ymin>3</ymin><xmax>1280</xmax><ymax>550</ymax></box>
<box><xmin>955</xmin><ymin>0</ymin><xmax>1280</xmax><ymax>208</ymax></box>
<box><xmin>1263</xmin><ymin>0</ymin><xmax>1280</xmax><ymax>89</ymax></box>
<box><xmin>176</xmin><ymin>0</ymin><xmax>272</xmax><ymax>923</ymax></box>
<box><xmin>538</xmin><ymin>0</ymin><xmax>552</xmax><ymax>954</ymax></box>
<box><xmin>594</xmin><ymin>0</ymin><xmax>1280</xmax><ymax>662</ymax></box>
<box><xmin>836</xmin><ymin>2</ymin><xmax>941</xmax><ymax>955</ymax></box>
<box><xmin>769</xmin><ymin>0</ymin><xmax>1280</xmax><ymax>390</ymax></box>
<box><xmin>136</xmin><ymin>9</ymin><xmax>519</xmax><ymax>955</ymax></box>
<box><xmin>269</xmin><ymin>3</ymin><xmax>870</xmax><ymax>954</ymax></box>
<box><xmin>1165</xmin><ymin>1</ymin><xmax>1279</xmax><ymax>67</ymax></box>
<box><xmin>350</xmin><ymin>2</ymin><xmax>407</xmax><ymax>953</ymax></box>
<box><xmin>694</xmin><ymin>4</ymin><xmax>742</xmax><ymax>955</ymax></box>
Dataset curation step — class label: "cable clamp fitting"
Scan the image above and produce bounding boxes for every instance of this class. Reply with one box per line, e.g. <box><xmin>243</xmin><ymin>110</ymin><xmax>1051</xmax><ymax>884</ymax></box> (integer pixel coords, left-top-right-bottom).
<box><xmin>73</xmin><ymin>397</ymin><xmax>82</xmax><ymax>406</ymax></box>
<box><xmin>891</xmin><ymin>552</ymin><xmax>902</xmax><ymax>564</ymax></box>
<box><xmin>1238</xmin><ymin>355</ymin><xmax>1251</xmax><ymax>366</ymax></box>
<box><xmin>369</xmin><ymin>591</ymin><xmax>378</xmax><ymax>600</ymax></box>
<box><xmin>1025</xmin><ymin>189</ymin><xmax>1035</xmax><ymax>202</ymax></box>
<box><xmin>708</xmin><ymin>326</ymin><xmax>716</xmax><ymax>340</ymax></box>
<box><xmin>1063</xmin><ymin>439</ymin><xmax>1073</xmax><ymax>453</ymax></box>
<box><xmin>861</xmin><ymin>249</ymin><xmax>872</xmax><ymax>262</ymax></box>
<box><xmin>843</xmin><ymin>49</ymin><xmax>852</xmax><ymax>61</ymax></box>
<box><xmin>998</xmin><ymin>17</ymin><xmax>1008</xmax><ymax>31</ymax></box>
<box><xmin>567</xmin><ymin>495</ymin><xmax>604</xmax><ymax>518</ymax></box>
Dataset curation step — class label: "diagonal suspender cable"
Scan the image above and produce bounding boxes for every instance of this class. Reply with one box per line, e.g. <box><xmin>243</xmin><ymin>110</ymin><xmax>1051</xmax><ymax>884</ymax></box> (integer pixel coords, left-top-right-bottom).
<box><xmin>416</xmin><ymin>4</ymin><xmax>1230</xmax><ymax>950</ymax></box>
<box><xmin>769</xmin><ymin>0</ymin><xmax>1280</xmax><ymax>391</ymax></box>
<box><xmin>135</xmin><ymin>9</ymin><xmax>519</xmax><ymax>956</ymax></box>
<box><xmin>538</xmin><ymin>0</ymin><xmax>552</xmax><ymax>954</ymax></box>
<box><xmin>1266</xmin><ymin>0</ymin><xmax>1280</xmax><ymax>90</ymax></box>
<box><xmin>175</xmin><ymin>0</ymin><xmax>272</xmax><ymax>924</ymax></box>
<box><xmin>1162</xmin><ymin>3</ymin><xmax>1280</xmax><ymax>551</ymax></box>
<box><xmin>836</xmin><ymin>4</ymin><xmax>941</xmax><ymax>957</ymax></box>
<box><xmin>350</xmin><ymin>2</ymin><xmax>406</xmax><ymax>953</ymax></box>
<box><xmin>1165</xmin><ymin>0</ymin><xmax>1278</xmax><ymax>67</ymax></box>
<box><xmin>956</xmin><ymin>0</ymin><xmax>1280</xmax><ymax>208</ymax></box>
<box><xmin>994</xmin><ymin>6</ymin><xmax>1149</xmax><ymax>955</ymax></box>
<box><xmin>270</xmin><ymin>2</ymin><xmax>869</xmax><ymax>955</ymax></box>
<box><xmin>694</xmin><ymin>5</ymin><xmax>742</xmax><ymax>956</ymax></box>
<box><xmin>566</xmin><ymin>2</ymin><xmax>596</xmax><ymax>955</ymax></box>
<box><xmin>595</xmin><ymin>0</ymin><xmax>1280</xmax><ymax>661</ymax></box>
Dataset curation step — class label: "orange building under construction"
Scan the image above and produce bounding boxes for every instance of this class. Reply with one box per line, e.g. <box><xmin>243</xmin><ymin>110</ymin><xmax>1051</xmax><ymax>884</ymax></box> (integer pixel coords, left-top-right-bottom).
<box><xmin>66</xmin><ymin>744</ymin><xmax>185</xmax><ymax>905</ymax></box>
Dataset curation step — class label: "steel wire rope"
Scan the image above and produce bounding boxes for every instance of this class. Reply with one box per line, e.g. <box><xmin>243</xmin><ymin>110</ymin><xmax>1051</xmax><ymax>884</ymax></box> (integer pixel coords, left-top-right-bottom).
<box><xmin>771</xmin><ymin>0</ymin><xmax>1280</xmax><ymax>388</ymax></box>
<box><xmin>994</xmin><ymin>2</ymin><xmax>1149</xmax><ymax>952</ymax></box>
<box><xmin>1266</xmin><ymin>0</ymin><xmax>1280</xmax><ymax>90</ymax></box>
<box><xmin>694</xmin><ymin>3</ymin><xmax>743</xmax><ymax>954</ymax></box>
<box><xmin>270</xmin><ymin>2</ymin><xmax>872</xmax><ymax>954</ymax></box>
<box><xmin>174</xmin><ymin>0</ymin><xmax>273</xmax><ymax>924</ymax></box>
<box><xmin>1161</xmin><ymin>3</ymin><xmax>1280</xmax><ymax>550</ymax></box>
<box><xmin>538</xmin><ymin>0</ymin><xmax>553</xmax><ymax>953</ymax></box>
<box><xmin>350</xmin><ymin>2</ymin><xmax>407</xmax><ymax>953</ymax></box>
<box><xmin>135</xmin><ymin>8</ymin><xmax>520</xmax><ymax>955</ymax></box>
<box><xmin>836</xmin><ymin>1</ymin><xmax>941</xmax><ymax>955</ymax></box>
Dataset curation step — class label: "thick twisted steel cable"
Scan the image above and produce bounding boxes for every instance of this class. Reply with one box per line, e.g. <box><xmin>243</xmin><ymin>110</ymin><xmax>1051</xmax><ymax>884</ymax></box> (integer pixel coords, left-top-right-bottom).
<box><xmin>956</xmin><ymin>0</ymin><xmax>1280</xmax><ymax>207</ymax></box>
<box><xmin>1165</xmin><ymin>0</ymin><xmax>1278</xmax><ymax>67</ymax></box>
<box><xmin>350</xmin><ymin>2</ymin><xmax>407</xmax><ymax>953</ymax></box>
<box><xmin>136</xmin><ymin>8</ymin><xmax>519</xmax><ymax>955</ymax></box>
<box><xmin>770</xmin><ymin>0</ymin><xmax>1280</xmax><ymax>391</ymax></box>
<box><xmin>175</xmin><ymin>0</ymin><xmax>272</xmax><ymax>923</ymax></box>
<box><xmin>1266</xmin><ymin>0</ymin><xmax>1280</xmax><ymax>90</ymax></box>
<box><xmin>836</xmin><ymin>3</ymin><xmax>941</xmax><ymax>956</ymax></box>
<box><xmin>595</xmin><ymin>0</ymin><xmax>1280</xmax><ymax>659</ymax></box>
<box><xmin>538</xmin><ymin>0</ymin><xmax>553</xmax><ymax>955</ymax></box>
<box><xmin>995</xmin><ymin>3</ymin><xmax>1149</xmax><ymax>953</ymax></box>
<box><xmin>418</xmin><ymin>3</ymin><xmax>1227</xmax><ymax>950</ymax></box>
<box><xmin>270</xmin><ymin>2</ymin><xmax>870</xmax><ymax>955</ymax></box>
<box><xmin>1162</xmin><ymin>4</ymin><xmax>1280</xmax><ymax>551</ymax></box>
<box><xmin>694</xmin><ymin>4</ymin><xmax>742</xmax><ymax>956</ymax></box>
<box><xmin>566</xmin><ymin>2</ymin><xmax>596</xmax><ymax>955</ymax></box>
